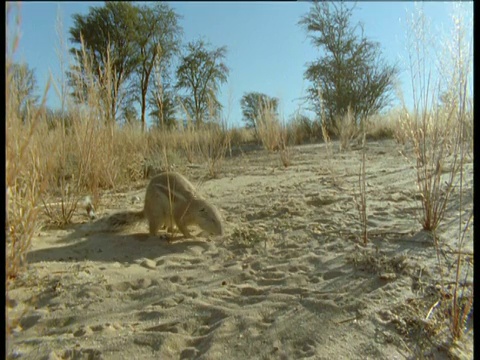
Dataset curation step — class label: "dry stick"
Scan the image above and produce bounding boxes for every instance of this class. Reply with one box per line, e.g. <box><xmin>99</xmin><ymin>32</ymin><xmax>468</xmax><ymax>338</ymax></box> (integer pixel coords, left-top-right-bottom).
<box><xmin>353</xmin><ymin>119</ymin><xmax>367</xmax><ymax>245</ymax></box>
<box><xmin>452</xmin><ymin>122</ymin><xmax>471</xmax><ymax>338</ymax></box>
<box><xmin>359</xmin><ymin>125</ymin><xmax>367</xmax><ymax>245</ymax></box>
<box><xmin>318</xmin><ymin>91</ymin><xmax>337</xmax><ymax>186</ymax></box>
<box><xmin>334</xmin><ymin>314</ymin><xmax>363</xmax><ymax>325</ymax></box>
<box><xmin>425</xmin><ymin>300</ymin><xmax>441</xmax><ymax>320</ymax></box>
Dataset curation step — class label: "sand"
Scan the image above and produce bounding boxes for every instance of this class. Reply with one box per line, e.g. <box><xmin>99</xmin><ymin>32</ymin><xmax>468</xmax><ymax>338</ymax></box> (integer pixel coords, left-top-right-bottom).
<box><xmin>7</xmin><ymin>139</ymin><xmax>473</xmax><ymax>359</ymax></box>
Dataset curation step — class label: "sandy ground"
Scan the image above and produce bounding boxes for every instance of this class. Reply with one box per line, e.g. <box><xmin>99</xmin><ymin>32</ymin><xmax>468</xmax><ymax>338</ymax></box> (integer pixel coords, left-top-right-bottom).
<box><xmin>7</xmin><ymin>139</ymin><xmax>474</xmax><ymax>360</ymax></box>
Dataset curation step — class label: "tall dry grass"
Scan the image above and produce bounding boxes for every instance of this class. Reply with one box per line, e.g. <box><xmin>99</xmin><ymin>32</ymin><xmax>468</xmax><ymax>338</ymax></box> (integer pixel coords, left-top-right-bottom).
<box><xmin>364</xmin><ymin>112</ymin><xmax>397</xmax><ymax>141</ymax></box>
<box><xmin>39</xmin><ymin>27</ymin><xmax>152</xmax><ymax>225</ymax></box>
<box><xmin>401</xmin><ymin>4</ymin><xmax>473</xmax><ymax>344</ymax></box>
<box><xmin>7</xmin><ymin>5</ymin><xmax>155</xmax><ymax>250</ymax></box>
<box><xmin>228</xmin><ymin>126</ymin><xmax>256</xmax><ymax>151</ymax></box>
<box><xmin>6</xmin><ymin>3</ymin><xmax>50</xmax><ymax>343</ymax></box>
<box><xmin>401</xmin><ymin>5</ymin><xmax>472</xmax><ymax>233</ymax></box>
<box><xmin>255</xmin><ymin>100</ymin><xmax>292</xmax><ymax>167</ymax></box>
<box><xmin>199</xmin><ymin>99</ymin><xmax>231</xmax><ymax>177</ymax></box>
<box><xmin>198</xmin><ymin>121</ymin><xmax>231</xmax><ymax>177</ymax></box>
<box><xmin>288</xmin><ymin>114</ymin><xmax>323</xmax><ymax>145</ymax></box>
<box><xmin>6</xmin><ymin>3</ymin><xmax>48</xmax><ymax>280</ymax></box>
<box><xmin>336</xmin><ymin>107</ymin><xmax>358</xmax><ymax>150</ymax></box>
<box><xmin>177</xmin><ymin>99</ymin><xmax>231</xmax><ymax>178</ymax></box>
<box><xmin>256</xmin><ymin>99</ymin><xmax>283</xmax><ymax>151</ymax></box>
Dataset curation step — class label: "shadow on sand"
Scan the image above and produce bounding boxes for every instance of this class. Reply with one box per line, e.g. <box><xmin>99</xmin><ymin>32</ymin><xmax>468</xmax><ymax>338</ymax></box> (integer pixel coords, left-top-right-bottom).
<box><xmin>27</xmin><ymin>218</ymin><xmax>217</xmax><ymax>265</ymax></box>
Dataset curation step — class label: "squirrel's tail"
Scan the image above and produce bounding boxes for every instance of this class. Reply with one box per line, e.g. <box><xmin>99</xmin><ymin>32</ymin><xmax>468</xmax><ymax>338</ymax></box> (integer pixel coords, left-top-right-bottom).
<box><xmin>107</xmin><ymin>209</ymin><xmax>145</xmax><ymax>229</ymax></box>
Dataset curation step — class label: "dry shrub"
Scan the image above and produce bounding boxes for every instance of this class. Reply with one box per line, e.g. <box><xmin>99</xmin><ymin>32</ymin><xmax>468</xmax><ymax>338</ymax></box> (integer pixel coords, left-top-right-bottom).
<box><xmin>336</xmin><ymin>107</ymin><xmax>358</xmax><ymax>150</ymax></box>
<box><xmin>256</xmin><ymin>100</ymin><xmax>283</xmax><ymax>151</ymax></box>
<box><xmin>228</xmin><ymin>126</ymin><xmax>255</xmax><ymax>149</ymax></box>
<box><xmin>38</xmin><ymin>112</ymin><xmax>152</xmax><ymax>224</ymax></box>
<box><xmin>278</xmin><ymin>124</ymin><xmax>292</xmax><ymax>167</ymax></box>
<box><xmin>255</xmin><ymin>100</ymin><xmax>292</xmax><ymax>166</ymax></box>
<box><xmin>383</xmin><ymin>107</ymin><xmax>411</xmax><ymax>145</ymax></box>
<box><xmin>401</xmin><ymin>87</ymin><xmax>464</xmax><ymax>234</ymax></box>
<box><xmin>288</xmin><ymin>114</ymin><xmax>322</xmax><ymax>145</ymax></box>
<box><xmin>364</xmin><ymin>113</ymin><xmax>397</xmax><ymax>141</ymax></box>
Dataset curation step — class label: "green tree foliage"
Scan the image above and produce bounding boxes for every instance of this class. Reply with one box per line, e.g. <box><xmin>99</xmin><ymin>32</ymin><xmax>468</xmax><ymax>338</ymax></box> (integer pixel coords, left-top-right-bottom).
<box><xmin>9</xmin><ymin>63</ymin><xmax>39</xmax><ymax>120</ymax></box>
<box><xmin>69</xmin><ymin>2</ymin><xmax>139</xmax><ymax>123</ymax></box>
<box><xmin>299</xmin><ymin>2</ymin><xmax>398</xmax><ymax>133</ymax></box>
<box><xmin>175</xmin><ymin>39</ymin><xmax>229</xmax><ymax>127</ymax></box>
<box><xmin>134</xmin><ymin>3</ymin><xmax>182</xmax><ymax>131</ymax></box>
<box><xmin>68</xmin><ymin>2</ymin><xmax>182</xmax><ymax>129</ymax></box>
<box><xmin>240</xmin><ymin>92</ymin><xmax>279</xmax><ymax>129</ymax></box>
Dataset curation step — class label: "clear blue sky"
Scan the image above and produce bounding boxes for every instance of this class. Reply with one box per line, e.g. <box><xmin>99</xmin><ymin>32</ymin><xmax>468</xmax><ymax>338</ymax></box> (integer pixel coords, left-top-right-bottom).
<box><xmin>9</xmin><ymin>2</ymin><xmax>473</xmax><ymax>128</ymax></box>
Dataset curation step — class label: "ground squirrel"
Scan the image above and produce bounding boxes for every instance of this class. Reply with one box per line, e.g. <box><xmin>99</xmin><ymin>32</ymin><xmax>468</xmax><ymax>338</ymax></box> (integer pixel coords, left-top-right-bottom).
<box><xmin>109</xmin><ymin>172</ymin><xmax>224</xmax><ymax>239</ymax></box>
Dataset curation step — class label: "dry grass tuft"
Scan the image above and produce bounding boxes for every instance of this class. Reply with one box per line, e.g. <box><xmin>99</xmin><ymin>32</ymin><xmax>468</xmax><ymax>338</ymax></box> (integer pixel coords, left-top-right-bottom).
<box><xmin>256</xmin><ymin>100</ymin><xmax>283</xmax><ymax>152</ymax></box>
<box><xmin>278</xmin><ymin>123</ymin><xmax>292</xmax><ymax>168</ymax></box>
<box><xmin>400</xmin><ymin>4</ymin><xmax>473</xmax><ymax>344</ymax></box>
<box><xmin>288</xmin><ymin>114</ymin><xmax>322</xmax><ymax>145</ymax></box>
<box><xmin>252</xmin><ymin>99</ymin><xmax>293</xmax><ymax>167</ymax></box>
<box><xmin>177</xmin><ymin>99</ymin><xmax>231</xmax><ymax>178</ymax></box>
<box><xmin>197</xmin><ymin>121</ymin><xmax>231</xmax><ymax>178</ymax></box>
<box><xmin>364</xmin><ymin>113</ymin><xmax>397</xmax><ymax>141</ymax></box>
<box><xmin>336</xmin><ymin>107</ymin><xmax>358</xmax><ymax>151</ymax></box>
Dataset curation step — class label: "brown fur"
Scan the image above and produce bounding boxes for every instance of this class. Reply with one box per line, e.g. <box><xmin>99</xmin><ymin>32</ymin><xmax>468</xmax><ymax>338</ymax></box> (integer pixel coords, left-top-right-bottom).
<box><xmin>108</xmin><ymin>172</ymin><xmax>224</xmax><ymax>239</ymax></box>
<box><xmin>143</xmin><ymin>172</ymin><xmax>224</xmax><ymax>238</ymax></box>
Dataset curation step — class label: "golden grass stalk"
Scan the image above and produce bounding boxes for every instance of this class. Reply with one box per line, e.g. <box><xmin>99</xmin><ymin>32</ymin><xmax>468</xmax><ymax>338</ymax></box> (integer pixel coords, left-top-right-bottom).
<box><xmin>317</xmin><ymin>88</ymin><xmax>341</xmax><ymax>187</ymax></box>
<box><xmin>279</xmin><ymin>123</ymin><xmax>291</xmax><ymax>168</ymax></box>
<box><xmin>354</xmin><ymin>124</ymin><xmax>368</xmax><ymax>245</ymax></box>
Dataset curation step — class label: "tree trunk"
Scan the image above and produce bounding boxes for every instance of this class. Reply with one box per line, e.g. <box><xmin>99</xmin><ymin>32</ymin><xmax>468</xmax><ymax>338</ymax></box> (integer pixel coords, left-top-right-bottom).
<box><xmin>141</xmin><ymin>89</ymin><xmax>147</xmax><ymax>132</ymax></box>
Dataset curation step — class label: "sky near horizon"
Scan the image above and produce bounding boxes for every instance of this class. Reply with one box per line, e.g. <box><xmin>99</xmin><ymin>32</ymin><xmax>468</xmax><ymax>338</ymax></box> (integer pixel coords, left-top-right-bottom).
<box><xmin>8</xmin><ymin>1</ymin><xmax>473</xmax><ymax>128</ymax></box>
